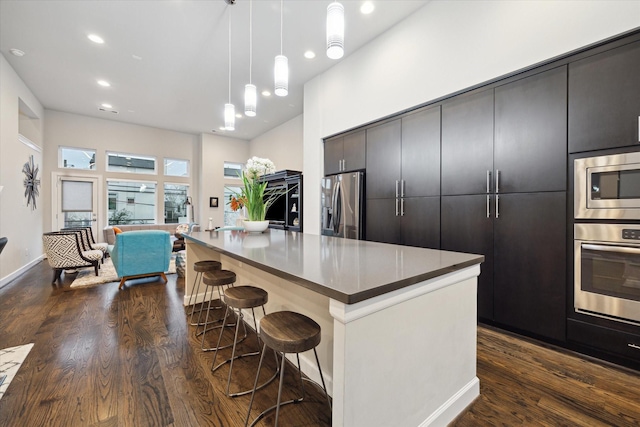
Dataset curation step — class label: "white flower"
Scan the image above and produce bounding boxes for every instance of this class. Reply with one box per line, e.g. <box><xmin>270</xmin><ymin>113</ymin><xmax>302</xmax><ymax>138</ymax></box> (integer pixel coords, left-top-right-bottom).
<box><xmin>245</xmin><ymin>157</ymin><xmax>276</xmax><ymax>180</ymax></box>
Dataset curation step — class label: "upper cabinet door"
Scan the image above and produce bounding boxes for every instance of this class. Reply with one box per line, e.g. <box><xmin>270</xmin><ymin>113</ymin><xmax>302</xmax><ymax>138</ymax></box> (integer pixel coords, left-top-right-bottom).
<box><xmin>366</xmin><ymin>119</ymin><xmax>402</xmax><ymax>199</ymax></box>
<box><xmin>569</xmin><ymin>41</ymin><xmax>640</xmax><ymax>153</ymax></box>
<box><xmin>324</xmin><ymin>136</ymin><xmax>344</xmax><ymax>176</ymax></box>
<box><xmin>495</xmin><ymin>66</ymin><xmax>567</xmax><ymax>193</ymax></box>
<box><xmin>342</xmin><ymin>130</ymin><xmax>366</xmax><ymax>173</ymax></box>
<box><xmin>401</xmin><ymin>106</ymin><xmax>441</xmax><ymax>198</ymax></box>
<box><xmin>441</xmin><ymin>89</ymin><xmax>494</xmax><ymax>196</ymax></box>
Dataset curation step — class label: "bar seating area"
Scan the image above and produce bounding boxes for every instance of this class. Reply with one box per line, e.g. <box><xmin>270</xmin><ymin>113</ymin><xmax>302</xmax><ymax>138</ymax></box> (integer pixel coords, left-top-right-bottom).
<box><xmin>186</xmin><ymin>258</ymin><xmax>333</xmax><ymax>426</ymax></box>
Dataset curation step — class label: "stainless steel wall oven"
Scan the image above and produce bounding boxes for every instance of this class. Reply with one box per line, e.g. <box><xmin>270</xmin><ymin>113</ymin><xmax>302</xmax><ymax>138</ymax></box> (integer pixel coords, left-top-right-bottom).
<box><xmin>575</xmin><ymin>223</ymin><xmax>640</xmax><ymax>324</ymax></box>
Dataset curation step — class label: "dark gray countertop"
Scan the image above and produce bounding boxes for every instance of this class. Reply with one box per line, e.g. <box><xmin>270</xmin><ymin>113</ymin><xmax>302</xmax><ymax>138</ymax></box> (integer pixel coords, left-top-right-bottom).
<box><xmin>184</xmin><ymin>229</ymin><xmax>483</xmax><ymax>304</ymax></box>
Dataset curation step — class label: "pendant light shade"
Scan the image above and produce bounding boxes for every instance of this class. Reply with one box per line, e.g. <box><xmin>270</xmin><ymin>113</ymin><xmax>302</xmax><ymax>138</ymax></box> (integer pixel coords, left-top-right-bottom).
<box><xmin>327</xmin><ymin>1</ymin><xmax>344</xmax><ymax>60</ymax></box>
<box><xmin>274</xmin><ymin>55</ymin><xmax>288</xmax><ymax>97</ymax></box>
<box><xmin>244</xmin><ymin>83</ymin><xmax>257</xmax><ymax>117</ymax></box>
<box><xmin>224</xmin><ymin>103</ymin><xmax>235</xmax><ymax>131</ymax></box>
<box><xmin>274</xmin><ymin>0</ymin><xmax>288</xmax><ymax>97</ymax></box>
<box><xmin>244</xmin><ymin>0</ymin><xmax>257</xmax><ymax>117</ymax></box>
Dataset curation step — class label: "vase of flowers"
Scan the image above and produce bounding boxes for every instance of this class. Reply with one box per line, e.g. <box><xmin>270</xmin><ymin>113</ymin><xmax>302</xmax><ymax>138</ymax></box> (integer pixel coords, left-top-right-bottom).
<box><xmin>229</xmin><ymin>157</ymin><xmax>285</xmax><ymax>233</ymax></box>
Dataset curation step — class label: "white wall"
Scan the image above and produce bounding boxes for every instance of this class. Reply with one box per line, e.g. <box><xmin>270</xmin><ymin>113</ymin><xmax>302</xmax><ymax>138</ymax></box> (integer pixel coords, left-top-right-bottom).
<box><xmin>43</xmin><ymin>110</ymin><xmax>199</xmax><ymax>234</ymax></box>
<box><xmin>303</xmin><ymin>0</ymin><xmax>640</xmax><ymax>235</ymax></box>
<box><xmin>199</xmin><ymin>133</ymin><xmax>250</xmax><ymax>228</ymax></box>
<box><xmin>0</xmin><ymin>54</ymin><xmax>44</xmax><ymax>287</ymax></box>
<box><xmin>249</xmin><ymin>114</ymin><xmax>303</xmax><ymax>172</ymax></box>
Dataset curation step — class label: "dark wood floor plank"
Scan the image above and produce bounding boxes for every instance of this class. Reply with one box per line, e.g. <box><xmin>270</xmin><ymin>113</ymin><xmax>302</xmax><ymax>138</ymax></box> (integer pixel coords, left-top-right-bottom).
<box><xmin>2</xmin><ymin>260</ymin><xmax>639</xmax><ymax>426</ymax></box>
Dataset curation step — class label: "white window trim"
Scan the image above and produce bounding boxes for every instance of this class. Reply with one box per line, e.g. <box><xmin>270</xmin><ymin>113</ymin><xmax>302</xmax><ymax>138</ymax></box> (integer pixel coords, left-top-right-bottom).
<box><xmin>58</xmin><ymin>145</ymin><xmax>96</xmax><ymax>170</ymax></box>
<box><xmin>106</xmin><ymin>151</ymin><xmax>157</xmax><ymax>175</ymax></box>
<box><xmin>106</xmin><ymin>178</ymin><xmax>158</xmax><ymax>224</ymax></box>
<box><xmin>163</xmin><ymin>157</ymin><xmax>190</xmax><ymax>178</ymax></box>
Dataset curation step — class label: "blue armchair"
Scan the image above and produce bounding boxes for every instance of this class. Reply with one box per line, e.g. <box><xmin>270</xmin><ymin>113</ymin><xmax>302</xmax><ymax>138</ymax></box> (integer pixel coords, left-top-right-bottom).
<box><xmin>110</xmin><ymin>230</ymin><xmax>172</xmax><ymax>289</ymax></box>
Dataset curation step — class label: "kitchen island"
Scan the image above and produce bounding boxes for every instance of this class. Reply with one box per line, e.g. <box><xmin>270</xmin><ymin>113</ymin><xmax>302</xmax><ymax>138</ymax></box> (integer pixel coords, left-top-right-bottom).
<box><xmin>184</xmin><ymin>229</ymin><xmax>483</xmax><ymax>427</ymax></box>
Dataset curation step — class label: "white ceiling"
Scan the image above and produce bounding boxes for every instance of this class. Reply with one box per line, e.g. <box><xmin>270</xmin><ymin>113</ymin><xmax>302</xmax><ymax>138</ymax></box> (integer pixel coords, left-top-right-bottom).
<box><xmin>0</xmin><ymin>0</ymin><xmax>428</xmax><ymax>140</ymax></box>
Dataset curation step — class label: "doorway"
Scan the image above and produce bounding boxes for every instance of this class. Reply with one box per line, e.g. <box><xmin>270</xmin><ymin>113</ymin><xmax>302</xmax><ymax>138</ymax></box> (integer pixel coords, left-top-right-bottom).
<box><xmin>52</xmin><ymin>174</ymin><xmax>101</xmax><ymax>238</ymax></box>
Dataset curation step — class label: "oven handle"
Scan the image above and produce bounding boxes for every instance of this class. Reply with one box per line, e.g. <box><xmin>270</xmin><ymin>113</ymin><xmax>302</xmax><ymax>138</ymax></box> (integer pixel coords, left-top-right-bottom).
<box><xmin>582</xmin><ymin>243</ymin><xmax>640</xmax><ymax>255</ymax></box>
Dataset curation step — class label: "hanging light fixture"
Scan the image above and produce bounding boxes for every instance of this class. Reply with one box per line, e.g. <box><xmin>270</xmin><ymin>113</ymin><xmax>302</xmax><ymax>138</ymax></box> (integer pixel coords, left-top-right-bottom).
<box><xmin>274</xmin><ymin>0</ymin><xmax>288</xmax><ymax>97</ymax></box>
<box><xmin>224</xmin><ymin>8</ymin><xmax>235</xmax><ymax>131</ymax></box>
<box><xmin>326</xmin><ymin>1</ymin><xmax>344</xmax><ymax>60</ymax></box>
<box><xmin>244</xmin><ymin>0</ymin><xmax>257</xmax><ymax>116</ymax></box>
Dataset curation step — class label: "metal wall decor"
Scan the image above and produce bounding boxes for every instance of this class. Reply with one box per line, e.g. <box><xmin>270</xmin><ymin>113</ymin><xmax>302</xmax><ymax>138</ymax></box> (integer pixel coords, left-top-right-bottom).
<box><xmin>23</xmin><ymin>155</ymin><xmax>40</xmax><ymax>210</ymax></box>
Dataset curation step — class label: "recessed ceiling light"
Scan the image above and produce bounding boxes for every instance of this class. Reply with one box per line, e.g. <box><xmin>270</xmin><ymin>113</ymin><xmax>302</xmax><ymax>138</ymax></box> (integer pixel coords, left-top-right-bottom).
<box><xmin>304</xmin><ymin>50</ymin><xmax>316</xmax><ymax>59</ymax></box>
<box><xmin>9</xmin><ymin>48</ymin><xmax>25</xmax><ymax>57</ymax></box>
<box><xmin>361</xmin><ymin>1</ymin><xmax>375</xmax><ymax>14</ymax></box>
<box><xmin>97</xmin><ymin>80</ymin><xmax>111</xmax><ymax>87</ymax></box>
<box><xmin>132</xmin><ymin>54</ymin><xmax>142</xmax><ymax>61</ymax></box>
<box><xmin>219</xmin><ymin>126</ymin><xmax>226</xmax><ymax>131</ymax></box>
<box><xmin>235</xmin><ymin>113</ymin><xmax>243</xmax><ymax>118</ymax></box>
<box><xmin>87</xmin><ymin>34</ymin><xmax>104</xmax><ymax>44</ymax></box>
<box><xmin>262</xmin><ymin>90</ymin><xmax>271</xmax><ymax>97</ymax></box>
<box><xmin>101</xmin><ymin>103</ymin><xmax>113</xmax><ymax>109</ymax></box>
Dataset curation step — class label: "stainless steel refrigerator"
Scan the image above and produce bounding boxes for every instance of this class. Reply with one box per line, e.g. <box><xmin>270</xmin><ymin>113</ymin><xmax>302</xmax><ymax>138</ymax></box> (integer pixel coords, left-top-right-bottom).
<box><xmin>321</xmin><ymin>171</ymin><xmax>364</xmax><ymax>239</ymax></box>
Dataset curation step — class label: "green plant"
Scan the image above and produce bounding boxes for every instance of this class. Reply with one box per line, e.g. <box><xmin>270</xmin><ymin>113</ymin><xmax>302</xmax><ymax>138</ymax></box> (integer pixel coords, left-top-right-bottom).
<box><xmin>231</xmin><ymin>157</ymin><xmax>288</xmax><ymax>222</ymax></box>
<box><xmin>109</xmin><ymin>209</ymin><xmax>133</xmax><ymax>225</ymax></box>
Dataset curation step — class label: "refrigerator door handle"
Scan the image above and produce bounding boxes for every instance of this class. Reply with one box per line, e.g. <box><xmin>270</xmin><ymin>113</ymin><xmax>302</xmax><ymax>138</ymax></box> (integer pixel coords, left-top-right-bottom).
<box><xmin>334</xmin><ymin>181</ymin><xmax>342</xmax><ymax>234</ymax></box>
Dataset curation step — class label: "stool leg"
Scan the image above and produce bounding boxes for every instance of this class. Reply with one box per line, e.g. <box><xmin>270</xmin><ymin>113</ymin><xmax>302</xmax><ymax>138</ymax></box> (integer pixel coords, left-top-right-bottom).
<box><xmin>188</xmin><ymin>271</ymin><xmax>203</xmax><ymax>325</ymax></box>
<box><xmin>225</xmin><ymin>307</ymin><xmax>243</xmax><ymax>396</ymax></box>
<box><xmin>274</xmin><ymin>351</ymin><xmax>288</xmax><ymax>427</ymax></box>
<box><xmin>313</xmin><ymin>347</ymin><xmax>332</xmax><ymax>413</ymax></box>
<box><xmin>245</xmin><ymin>342</ymin><xmax>268</xmax><ymax>427</ymax></box>
<box><xmin>211</xmin><ymin>305</ymin><xmax>231</xmax><ymax>368</ymax></box>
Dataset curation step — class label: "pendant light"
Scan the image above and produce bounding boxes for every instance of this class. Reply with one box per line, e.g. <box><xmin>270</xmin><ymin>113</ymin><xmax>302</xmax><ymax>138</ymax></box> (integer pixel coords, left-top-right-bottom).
<box><xmin>326</xmin><ymin>1</ymin><xmax>344</xmax><ymax>60</ymax></box>
<box><xmin>224</xmin><ymin>8</ymin><xmax>235</xmax><ymax>131</ymax></box>
<box><xmin>244</xmin><ymin>0</ymin><xmax>257</xmax><ymax>117</ymax></box>
<box><xmin>274</xmin><ymin>0</ymin><xmax>288</xmax><ymax>97</ymax></box>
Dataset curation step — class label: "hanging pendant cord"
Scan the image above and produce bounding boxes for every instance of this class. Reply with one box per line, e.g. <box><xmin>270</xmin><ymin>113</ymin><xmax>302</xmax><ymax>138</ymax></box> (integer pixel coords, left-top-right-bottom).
<box><xmin>249</xmin><ymin>0</ymin><xmax>252</xmax><ymax>83</ymax></box>
<box><xmin>280</xmin><ymin>0</ymin><xmax>283</xmax><ymax>55</ymax></box>
<box><xmin>228</xmin><ymin>9</ymin><xmax>231</xmax><ymax>103</ymax></box>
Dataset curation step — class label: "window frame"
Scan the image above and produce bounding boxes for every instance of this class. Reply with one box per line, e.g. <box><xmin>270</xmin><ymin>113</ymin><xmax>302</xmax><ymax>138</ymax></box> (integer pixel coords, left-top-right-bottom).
<box><xmin>163</xmin><ymin>182</ymin><xmax>190</xmax><ymax>224</ymax></box>
<box><xmin>106</xmin><ymin>178</ymin><xmax>158</xmax><ymax>225</ymax></box>
<box><xmin>164</xmin><ymin>158</ymin><xmax>190</xmax><ymax>177</ymax></box>
<box><xmin>106</xmin><ymin>151</ymin><xmax>157</xmax><ymax>175</ymax></box>
<box><xmin>58</xmin><ymin>146</ymin><xmax>97</xmax><ymax>170</ymax></box>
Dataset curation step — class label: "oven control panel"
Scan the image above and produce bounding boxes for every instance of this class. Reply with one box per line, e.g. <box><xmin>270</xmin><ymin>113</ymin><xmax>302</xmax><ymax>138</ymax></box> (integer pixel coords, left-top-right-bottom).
<box><xmin>622</xmin><ymin>229</ymin><xmax>640</xmax><ymax>240</ymax></box>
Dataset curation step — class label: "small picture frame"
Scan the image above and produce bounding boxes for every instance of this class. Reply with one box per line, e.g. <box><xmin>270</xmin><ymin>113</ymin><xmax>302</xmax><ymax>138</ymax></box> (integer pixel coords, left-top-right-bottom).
<box><xmin>209</xmin><ymin>197</ymin><xmax>219</xmax><ymax>208</ymax></box>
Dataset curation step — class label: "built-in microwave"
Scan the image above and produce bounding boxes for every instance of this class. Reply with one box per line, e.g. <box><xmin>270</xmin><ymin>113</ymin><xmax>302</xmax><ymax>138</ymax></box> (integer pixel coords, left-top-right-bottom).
<box><xmin>575</xmin><ymin>151</ymin><xmax>640</xmax><ymax>220</ymax></box>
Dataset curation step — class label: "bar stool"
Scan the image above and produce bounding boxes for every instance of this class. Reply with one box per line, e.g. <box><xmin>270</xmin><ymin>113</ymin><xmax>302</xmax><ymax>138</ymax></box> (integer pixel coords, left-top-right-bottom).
<box><xmin>211</xmin><ymin>285</ymin><xmax>279</xmax><ymax>397</ymax></box>
<box><xmin>187</xmin><ymin>260</ymin><xmax>222</xmax><ymax>326</ymax></box>
<box><xmin>245</xmin><ymin>311</ymin><xmax>332</xmax><ymax>427</ymax></box>
<box><xmin>200</xmin><ymin>269</ymin><xmax>239</xmax><ymax>351</ymax></box>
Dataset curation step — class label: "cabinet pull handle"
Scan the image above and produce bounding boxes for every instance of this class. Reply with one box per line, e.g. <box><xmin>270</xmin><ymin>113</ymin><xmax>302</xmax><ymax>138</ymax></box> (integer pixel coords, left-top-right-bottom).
<box><xmin>342</xmin><ymin>159</ymin><xmax>346</xmax><ymax>171</ymax></box>
<box><xmin>629</xmin><ymin>343</ymin><xmax>640</xmax><ymax>350</ymax></box>
<box><xmin>395</xmin><ymin>198</ymin><xmax>399</xmax><ymax>217</ymax></box>
<box><xmin>637</xmin><ymin>116</ymin><xmax>639</xmax><ymax>143</ymax></box>
<box><xmin>401</xmin><ymin>180</ymin><xmax>405</xmax><ymax>197</ymax></box>
<box><xmin>495</xmin><ymin>169</ymin><xmax>500</xmax><ymax>193</ymax></box>
<box><xmin>486</xmin><ymin>170</ymin><xmax>491</xmax><ymax>194</ymax></box>
<box><xmin>401</xmin><ymin>198</ymin><xmax>405</xmax><ymax>216</ymax></box>
<box><xmin>486</xmin><ymin>195</ymin><xmax>490</xmax><ymax>218</ymax></box>
<box><xmin>395</xmin><ymin>180</ymin><xmax>399</xmax><ymax>198</ymax></box>
<box><xmin>496</xmin><ymin>195</ymin><xmax>500</xmax><ymax>219</ymax></box>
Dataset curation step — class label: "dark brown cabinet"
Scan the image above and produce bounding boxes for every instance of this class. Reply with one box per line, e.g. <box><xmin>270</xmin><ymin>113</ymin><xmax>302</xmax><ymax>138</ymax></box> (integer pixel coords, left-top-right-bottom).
<box><xmin>494</xmin><ymin>65</ymin><xmax>567</xmax><ymax>193</ymax></box>
<box><xmin>569</xmin><ymin>40</ymin><xmax>640</xmax><ymax>153</ymax></box>
<box><xmin>493</xmin><ymin>192</ymin><xmax>567</xmax><ymax>341</ymax></box>
<box><xmin>441</xmin><ymin>67</ymin><xmax>567</xmax><ymax>340</ymax></box>
<box><xmin>441</xmin><ymin>194</ymin><xmax>494</xmax><ymax>320</ymax></box>
<box><xmin>260</xmin><ymin>170</ymin><xmax>303</xmax><ymax>232</ymax></box>
<box><xmin>324</xmin><ymin>129</ymin><xmax>366</xmax><ymax>176</ymax></box>
<box><xmin>366</xmin><ymin>106</ymin><xmax>440</xmax><ymax>248</ymax></box>
<box><xmin>442</xmin><ymin>89</ymin><xmax>494</xmax><ymax>196</ymax></box>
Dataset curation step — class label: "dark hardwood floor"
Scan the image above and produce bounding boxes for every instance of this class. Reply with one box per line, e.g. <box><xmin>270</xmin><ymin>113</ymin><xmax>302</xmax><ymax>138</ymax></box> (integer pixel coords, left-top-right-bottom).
<box><xmin>1</xmin><ymin>260</ymin><xmax>639</xmax><ymax>426</ymax></box>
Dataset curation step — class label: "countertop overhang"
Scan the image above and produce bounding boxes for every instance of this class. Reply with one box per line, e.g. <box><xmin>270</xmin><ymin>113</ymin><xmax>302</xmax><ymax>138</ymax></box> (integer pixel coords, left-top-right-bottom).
<box><xmin>184</xmin><ymin>229</ymin><xmax>483</xmax><ymax>304</ymax></box>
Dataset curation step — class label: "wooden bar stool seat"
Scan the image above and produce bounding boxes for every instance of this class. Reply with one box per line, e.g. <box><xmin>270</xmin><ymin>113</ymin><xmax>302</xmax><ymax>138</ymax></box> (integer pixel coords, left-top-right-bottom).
<box><xmin>200</xmin><ymin>269</ymin><xmax>241</xmax><ymax>351</ymax></box>
<box><xmin>211</xmin><ymin>286</ymin><xmax>279</xmax><ymax>397</ymax></box>
<box><xmin>245</xmin><ymin>311</ymin><xmax>331</xmax><ymax>427</ymax></box>
<box><xmin>188</xmin><ymin>260</ymin><xmax>222</xmax><ymax>327</ymax></box>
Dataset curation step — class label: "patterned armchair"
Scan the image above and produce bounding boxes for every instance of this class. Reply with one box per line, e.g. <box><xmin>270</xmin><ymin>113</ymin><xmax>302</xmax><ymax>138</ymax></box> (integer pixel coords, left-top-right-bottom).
<box><xmin>63</xmin><ymin>227</ymin><xmax>108</xmax><ymax>261</ymax></box>
<box><xmin>42</xmin><ymin>232</ymin><xmax>103</xmax><ymax>284</ymax></box>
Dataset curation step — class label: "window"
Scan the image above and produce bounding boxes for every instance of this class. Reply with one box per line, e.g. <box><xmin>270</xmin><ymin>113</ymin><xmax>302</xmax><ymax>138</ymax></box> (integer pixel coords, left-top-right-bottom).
<box><xmin>164</xmin><ymin>158</ymin><xmax>189</xmax><ymax>177</ymax></box>
<box><xmin>107</xmin><ymin>180</ymin><xmax>156</xmax><ymax>225</ymax></box>
<box><xmin>59</xmin><ymin>147</ymin><xmax>96</xmax><ymax>170</ymax></box>
<box><xmin>164</xmin><ymin>183</ymin><xmax>189</xmax><ymax>224</ymax></box>
<box><xmin>224</xmin><ymin>161</ymin><xmax>244</xmax><ymax>179</ymax></box>
<box><xmin>223</xmin><ymin>185</ymin><xmax>243</xmax><ymax>227</ymax></box>
<box><xmin>107</xmin><ymin>152</ymin><xmax>156</xmax><ymax>174</ymax></box>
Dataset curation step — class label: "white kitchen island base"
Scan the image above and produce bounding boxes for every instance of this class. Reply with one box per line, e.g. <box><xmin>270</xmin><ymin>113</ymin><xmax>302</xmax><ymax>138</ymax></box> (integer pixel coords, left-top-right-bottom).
<box><xmin>184</xmin><ymin>230</ymin><xmax>482</xmax><ymax>427</ymax></box>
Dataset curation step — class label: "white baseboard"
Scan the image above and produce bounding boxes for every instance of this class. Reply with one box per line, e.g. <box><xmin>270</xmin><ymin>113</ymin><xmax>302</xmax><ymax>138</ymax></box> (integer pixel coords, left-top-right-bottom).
<box><xmin>0</xmin><ymin>255</ymin><xmax>45</xmax><ymax>290</ymax></box>
<box><xmin>419</xmin><ymin>377</ymin><xmax>480</xmax><ymax>427</ymax></box>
